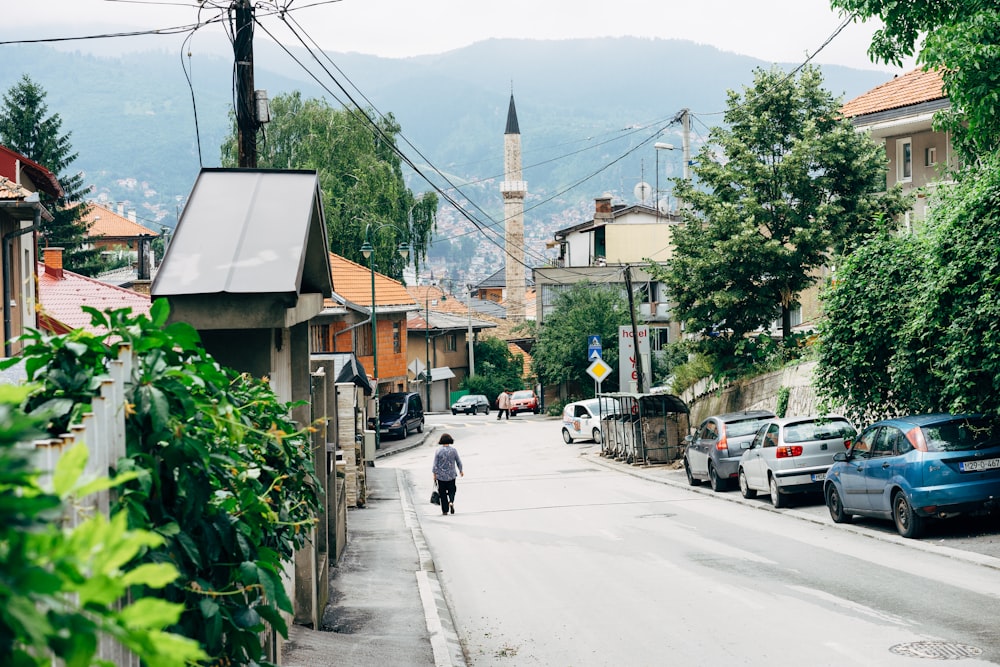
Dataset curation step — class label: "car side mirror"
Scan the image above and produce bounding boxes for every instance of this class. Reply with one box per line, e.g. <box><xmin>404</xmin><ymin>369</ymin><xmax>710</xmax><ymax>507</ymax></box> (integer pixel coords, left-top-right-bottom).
<box><xmin>684</xmin><ymin>434</ymin><xmax>694</xmax><ymax>444</ymax></box>
<box><xmin>833</xmin><ymin>451</ymin><xmax>848</xmax><ymax>462</ymax></box>
<box><xmin>740</xmin><ymin>441</ymin><xmax>751</xmax><ymax>450</ymax></box>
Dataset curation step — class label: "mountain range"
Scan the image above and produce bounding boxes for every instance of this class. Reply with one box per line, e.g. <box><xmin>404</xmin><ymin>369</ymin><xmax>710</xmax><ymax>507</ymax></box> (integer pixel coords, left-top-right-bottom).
<box><xmin>0</xmin><ymin>33</ymin><xmax>896</xmax><ymax>281</ymax></box>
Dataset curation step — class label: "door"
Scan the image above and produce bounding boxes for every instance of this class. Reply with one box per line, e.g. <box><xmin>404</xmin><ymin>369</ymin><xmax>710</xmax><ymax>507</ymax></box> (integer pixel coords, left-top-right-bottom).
<box><xmin>840</xmin><ymin>426</ymin><xmax>878</xmax><ymax>511</ymax></box>
<box><xmin>742</xmin><ymin>424</ymin><xmax>773</xmax><ymax>489</ymax></box>
<box><xmin>687</xmin><ymin>420</ymin><xmax>714</xmax><ymax>476</ymax></box>
<box><xmin>864</xmin><ymin>426</ymin><xmax>907</xmax><ymax>512</ymax></box>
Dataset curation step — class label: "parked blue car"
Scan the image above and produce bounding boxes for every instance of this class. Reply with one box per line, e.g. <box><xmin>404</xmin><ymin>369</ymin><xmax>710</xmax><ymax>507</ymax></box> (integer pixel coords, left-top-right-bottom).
<box><xmin>824</xmin><ymin>414</ymin><xmax>1000</xmax><ymax>538</ymax></box>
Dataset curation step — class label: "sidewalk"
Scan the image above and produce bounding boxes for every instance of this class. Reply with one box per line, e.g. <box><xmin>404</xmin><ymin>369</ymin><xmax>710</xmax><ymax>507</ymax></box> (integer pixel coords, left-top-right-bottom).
<box><xmin>281</xmin><ymin>424</ymin><xmax>466</xmax><ymax>667</ymax></box>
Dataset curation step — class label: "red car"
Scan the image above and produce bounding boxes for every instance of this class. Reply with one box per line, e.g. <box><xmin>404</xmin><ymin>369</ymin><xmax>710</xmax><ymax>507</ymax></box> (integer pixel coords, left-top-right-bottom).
<box><xmin>509</xmin><ymin>390</ymin><xmax>539</xmax><ymax>415</ymax></box>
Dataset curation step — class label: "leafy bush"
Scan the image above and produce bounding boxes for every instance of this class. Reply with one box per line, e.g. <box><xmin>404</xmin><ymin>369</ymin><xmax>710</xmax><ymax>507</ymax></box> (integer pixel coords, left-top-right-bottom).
<box><xmin>7</xmin><ymin>301</ymin><xmax>321</xmax><ymax>665</ymax></box>
<box><xmin>0</xmin><ymin>385</ymin><xmax>205</xmax><ymax>667</ymax></box>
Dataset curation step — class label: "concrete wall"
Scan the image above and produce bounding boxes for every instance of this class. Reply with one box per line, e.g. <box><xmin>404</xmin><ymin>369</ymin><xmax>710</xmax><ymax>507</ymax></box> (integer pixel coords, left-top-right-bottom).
<box><xmin>682</xmin><ymin>361</ymin><xmax>838</xmax><ymax>428</ymax></box>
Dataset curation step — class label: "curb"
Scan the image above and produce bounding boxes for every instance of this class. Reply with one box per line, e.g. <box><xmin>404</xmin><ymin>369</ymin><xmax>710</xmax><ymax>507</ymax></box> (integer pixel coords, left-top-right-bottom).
<box><xmin>396</xmin><ymin>468</ymin><xmax>468</xmax><ymax>667</ymax></box>
<box><xmin>585</xmin><ymin>452</ymin><xmax>1000</xmax><ymax>572</ymax></box>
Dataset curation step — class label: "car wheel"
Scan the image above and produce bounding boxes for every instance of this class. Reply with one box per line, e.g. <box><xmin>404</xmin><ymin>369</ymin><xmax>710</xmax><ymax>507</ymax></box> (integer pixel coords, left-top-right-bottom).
<box><xmin>452</xmin><ymin>409</ymin><xmax>457</xmax><ymax>415</ymax></box>
<box><xmin>485</xmin><ymin>407</ymin><xmax>490</xmax><ymax>415</ymax></box>
<box><xmin>393</xmin><ymin>427</ymin><xmax>405</xmax><ymax>439</ymax></box>
<box><xmin>825</xmin><ymin>484</ymin><xmax>852</xmax><ymax>524</ymax></box>
<box><xmin>417</xmin><ymin>420</ymin><xmax>423</xmax><ymax>434</ymax></box>
<box><xmin>893</xmin><ymin>491</ymin><xmax>924</xmax><ymax>538</ymax></box>
<box><xmin>592</xmin><ymin>427</ymin><xmax>602</xmax><ymax>444</ymax></box>
<box><xmin>768</xmin><ymin>475</ymin><xmax>787</xmax><ymax>509</ymax></box>
<box><xmin>562</xmin><ymin>428</ymin><xmax>573</xmax><ymax>444</ymax></box>
<box><xmin>738</xmin><ymin>468</ymin><xmax>756</xmax><ymax>499</ymax></box>
<box><xmin>709</xmin><ymin>463</ymin><xmax>726</xmax><ymax>492</ymax></box>
<box><xmin>684</xmin><ymin>458</ymin><xmax>701</xmax><ymax>487</ymax></box>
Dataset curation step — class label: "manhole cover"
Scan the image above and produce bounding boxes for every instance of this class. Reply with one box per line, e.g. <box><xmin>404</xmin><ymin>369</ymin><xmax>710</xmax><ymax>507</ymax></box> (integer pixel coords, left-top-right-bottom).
<box><xmin>889</xmin><ymin>641</ymin><xmax>983</xmax><ymax>660</ymax></box>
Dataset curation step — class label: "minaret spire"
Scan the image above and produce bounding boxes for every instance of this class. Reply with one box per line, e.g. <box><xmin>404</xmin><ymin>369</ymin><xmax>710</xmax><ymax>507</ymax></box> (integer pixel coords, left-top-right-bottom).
<box><xmin>501</xmin><ymin>92</ymin><xmax>526</xmax><ymax>323</ymax></box>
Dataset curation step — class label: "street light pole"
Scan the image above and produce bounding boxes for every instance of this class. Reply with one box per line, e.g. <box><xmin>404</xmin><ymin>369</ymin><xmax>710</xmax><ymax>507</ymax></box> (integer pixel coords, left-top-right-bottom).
<box><xmin>425</xmin><ymin>292</ymin><xmax>431</xmax><ymax>411</ymax></box>
<box><xmin>360</xmin><ymin>223</ymin><xmax>409</xmax><ymax>453</ymax></box>
<box><xmin>654</xmin><ymin>142</ymin><xmax>675</xmax><ymax>217</ymax></box>
<box><xmin>467</xmin><ymin>284</ymin><xmax>475</xmax><ymax>377</ymax></box>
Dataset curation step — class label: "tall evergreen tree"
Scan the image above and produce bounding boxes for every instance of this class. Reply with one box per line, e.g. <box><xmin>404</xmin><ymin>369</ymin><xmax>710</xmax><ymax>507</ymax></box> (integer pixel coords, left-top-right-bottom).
<box><xmin>0</xmin><ymin>75</ymin><xmax>102</xmax><ymax>275</ymax></box>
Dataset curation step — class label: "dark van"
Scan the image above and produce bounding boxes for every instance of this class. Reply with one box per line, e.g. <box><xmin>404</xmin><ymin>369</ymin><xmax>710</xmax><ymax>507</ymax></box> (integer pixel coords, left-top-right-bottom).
<box><xmin>379</xmin><ymin>392</ymin><xmax>424</xmax><ymax>439</ymax></box>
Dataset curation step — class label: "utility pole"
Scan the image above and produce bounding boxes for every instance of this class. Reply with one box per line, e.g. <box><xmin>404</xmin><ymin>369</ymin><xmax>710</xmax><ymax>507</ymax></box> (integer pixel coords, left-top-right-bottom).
<box><xmin>680</xmin><ymin>108</ymin><xmax>691</xmax><ymax>182</ymax></box>
<box><xmin>234</xmin><ymin>0</ymin><xmax>257</xmax><ymax>168</ymax></box>
<box><xmin>623</xmin><ymin>265</ymin><xmax>645</xmax><ymax>393</ymax></box>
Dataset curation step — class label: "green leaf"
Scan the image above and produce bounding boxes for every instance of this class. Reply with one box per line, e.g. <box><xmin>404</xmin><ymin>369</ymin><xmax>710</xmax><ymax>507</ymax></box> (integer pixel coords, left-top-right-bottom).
<box><xmin>149</xmin><ymin>298</ymin><xmax>170</xmax><ymax>328</ymax></box>
<box><xmin>118</xmin><ymin>598</ymin><xmax>185</xmax><ymax>630</ymax></box>
<box><xmin>51</xmin><ymin>442</ymin><xmax>87</xmax><ymax>497</ymax></box>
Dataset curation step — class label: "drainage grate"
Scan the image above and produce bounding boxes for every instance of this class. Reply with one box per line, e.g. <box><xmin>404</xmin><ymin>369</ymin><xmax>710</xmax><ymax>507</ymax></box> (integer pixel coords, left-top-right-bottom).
<box><xmin>889</xmin><ymin>641</ymin><xmax>983</xmax><ymax>660</ymax></box>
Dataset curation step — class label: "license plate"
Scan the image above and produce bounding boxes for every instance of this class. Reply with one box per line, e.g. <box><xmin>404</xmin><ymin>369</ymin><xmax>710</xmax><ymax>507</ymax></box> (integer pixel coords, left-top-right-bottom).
<box><xmin>960</xmin><ymin>457</ymin><xmax>1000</xmax><ymax>472</ymax></box>
<box><xmin>811</xmin><ymin>472</ymin><xmax>826</xmax><ymax>482</ymax></box>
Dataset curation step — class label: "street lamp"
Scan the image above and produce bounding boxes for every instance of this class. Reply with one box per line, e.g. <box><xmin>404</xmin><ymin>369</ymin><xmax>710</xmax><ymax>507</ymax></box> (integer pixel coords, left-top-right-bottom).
<box><xmin>424</xmin><ymin>289</ymin><xmax>445</xmax><ymax>411</ymax></box>
<box><xmin>654</xmin><ymin>142</ymin><xmax>675</xmax><ymax>218</ymax></box>
<box><xmin>360</xmin><ymin>223</ymin><xmax>409</xmax><ymax>452</ymax></box>
<box><xmin>466</xmin><ymin>284</ymin><xmax>475</xmax><ymax>377</ymax></box>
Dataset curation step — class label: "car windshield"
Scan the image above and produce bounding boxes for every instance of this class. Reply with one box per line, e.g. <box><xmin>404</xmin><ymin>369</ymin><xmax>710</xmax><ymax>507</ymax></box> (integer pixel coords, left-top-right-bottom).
<box><xmin>512</xmin><ymin>391</ymin><xmax>533</xmax><ymax>399</ymax></box>
<box><xmin>380</xmin><ymin>397</ymin><xmax>405</xmax><ymax>413</ymax></box>
<box><xmin>456</xmin><ymin>396</ymin><xmax>474</xmax><ymax>403</ymax></box>
<box><xmin>727</xmin><ymin>417</ymin><xmax>771</xmax><ymax>437</ymax></box>
<box><xmin>783</xmin><ymin>418</ymin><xmax>855</xmax><ymax>443</ymax></box>
<box><xmin>922</xmin><ymin>417</ymin><xmax>1000</xmax><ymax>452</ymax></box>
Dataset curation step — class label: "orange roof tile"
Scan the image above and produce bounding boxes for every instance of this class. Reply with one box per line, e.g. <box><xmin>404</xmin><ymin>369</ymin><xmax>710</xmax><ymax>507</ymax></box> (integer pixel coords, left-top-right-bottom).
<box><xmin>37</xmin><ymin>263</ymin><xmax>151</xmax><ymax>334</ymax></box>
<box><xmin>79</xmin><ymin>202</ymin><xmax>159</xmax><ymax>238</ymax></box>
<box><xmin>327</xmin><ymin>252</ymin><xmax>416</xmax><ymax>308</ymax></box>
<box><xmin>840</xmin><ymin>68</ymin><xmax>946</xmax><ymax>118</ymax></box>
<box><xmin>0</xmin><ymin>176</ymin><xmax>30</xmax><ymax>199</ymax></box>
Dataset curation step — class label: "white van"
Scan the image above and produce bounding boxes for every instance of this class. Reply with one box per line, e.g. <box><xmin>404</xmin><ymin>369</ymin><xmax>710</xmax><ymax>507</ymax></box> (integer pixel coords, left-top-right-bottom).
<box><xmin>561</xmin><ymin>397</ymin><xmax>620</xmax><ymax>444</ymax></box>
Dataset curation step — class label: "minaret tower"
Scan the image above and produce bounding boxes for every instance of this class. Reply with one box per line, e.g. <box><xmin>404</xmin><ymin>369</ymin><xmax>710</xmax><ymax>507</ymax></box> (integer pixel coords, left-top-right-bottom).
<box><xmin>500</xmin><ymin>93</ymin><xmax>526</xmax><ymax>323</ymax></box>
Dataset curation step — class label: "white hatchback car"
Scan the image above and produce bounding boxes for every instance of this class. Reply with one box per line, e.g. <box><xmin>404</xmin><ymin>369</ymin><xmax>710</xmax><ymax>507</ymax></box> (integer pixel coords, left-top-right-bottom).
<box><xmin>562</xmin><ymin>397</ymin><xmax>620</xmax><ymax>444</ymax></box>
<box><xmin>738</xmin><ymin>415</ymin><xmax>856</xmax><ymax>508</ymax></box>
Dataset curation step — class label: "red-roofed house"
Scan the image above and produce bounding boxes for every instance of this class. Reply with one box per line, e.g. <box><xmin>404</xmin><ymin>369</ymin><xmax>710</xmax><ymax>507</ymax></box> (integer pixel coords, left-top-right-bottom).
<box><xmin>0</xmin><ymin>145</ymin><xmax>63</xmax><ymax>355</ymax></box>
<box><xmin>80</xmin><ymin>201</ymin><xmax>159</xmax><ymax>257</ymax></box>
<box><xmin>312</xmin><ymin>253</ymin><xmax>419</xmax><ymax>395</ymax></box>
<box><xmin>841</xmin><ymin>68</ymin><xmax>958</xmax><ymax>223</ymax></box>
<box><xmin>37</xmin><ymin>247</ymin><xmax>151</xmax><ymax>335</ymax></box>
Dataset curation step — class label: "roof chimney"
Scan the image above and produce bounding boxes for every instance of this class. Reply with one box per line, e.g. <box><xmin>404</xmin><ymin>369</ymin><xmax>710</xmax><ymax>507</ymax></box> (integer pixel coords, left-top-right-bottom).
<box><xmin>594</xmin><ymin>196</ymin><xmax>613</xmax><ymax>221</ymax></box>
<box><xmin>128</xmin><ymin>210</ymin><xmax>137</xmax><ymax>223</ymax></box>
<box><xmin>43</xmin><ymin>247</ymin><xmax>64</xmax><ymax>279</ymax></box>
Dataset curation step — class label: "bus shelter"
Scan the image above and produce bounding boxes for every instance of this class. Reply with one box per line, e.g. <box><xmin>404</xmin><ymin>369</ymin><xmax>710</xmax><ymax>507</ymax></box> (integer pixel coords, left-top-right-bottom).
<box><xmin>599</xmin><ymin>392</ymin><xmax>690</xmax><ymax>465</ymax></box>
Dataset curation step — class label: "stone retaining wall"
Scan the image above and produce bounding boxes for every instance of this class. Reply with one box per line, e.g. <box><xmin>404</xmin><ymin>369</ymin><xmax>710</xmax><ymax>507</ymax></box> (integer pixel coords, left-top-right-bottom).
<box><xmin>682</xmin><ymin>361</ymin><xmax>840</xmax><ymax>425</ymax></box>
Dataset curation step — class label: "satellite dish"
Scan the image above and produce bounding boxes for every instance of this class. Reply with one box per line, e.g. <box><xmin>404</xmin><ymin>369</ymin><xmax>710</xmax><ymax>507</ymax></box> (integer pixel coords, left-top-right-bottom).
<box><xmin>633</xmin><ymin>181</ymin><xmax>652</xmax><ymax>203</ymax></box>
<box><xmin>657</xmin><ymin>198</ymin><xmax>670</xmax><ymax>214</ymax></box>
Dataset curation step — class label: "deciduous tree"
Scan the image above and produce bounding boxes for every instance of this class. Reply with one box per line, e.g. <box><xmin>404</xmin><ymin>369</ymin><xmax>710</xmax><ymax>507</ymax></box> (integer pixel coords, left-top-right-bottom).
<box><xmin>832</xmin><ymin>0</ymin><xmax>1000</xmax><ymax>159</ymax></box>
<box><xmin>650</xmin><ymin>65</ymin><xmax>908</xmax><ymax>379</ymax></box>
<box><xmin>532</xmin><ymin>282</ymin><xmax>630</xmax><ymax>395</ymax></box>
<box><xmin>220</xmin><ymin>92</ymin><xmax>436</xmax><ymax>279</ymax></box>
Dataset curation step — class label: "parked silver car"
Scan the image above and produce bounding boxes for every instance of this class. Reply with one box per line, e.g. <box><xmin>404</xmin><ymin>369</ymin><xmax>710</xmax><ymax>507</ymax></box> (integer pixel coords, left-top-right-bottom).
<box><xmin>684</xmin><ymin>410</ymin><xmax>775</xmax><ymax>491</ymax></box>
<box><xmin>738</xmin><ymin>415</ymin><xmax>856</xmax><ymax>508</ymax></box>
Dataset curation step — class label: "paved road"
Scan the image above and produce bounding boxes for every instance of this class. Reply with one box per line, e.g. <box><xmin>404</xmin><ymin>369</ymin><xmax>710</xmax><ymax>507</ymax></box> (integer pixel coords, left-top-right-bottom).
<box><xmin>384</xmin><ymin>413</ymin><xmax>1000</xmax><ymax>666</ymax></box>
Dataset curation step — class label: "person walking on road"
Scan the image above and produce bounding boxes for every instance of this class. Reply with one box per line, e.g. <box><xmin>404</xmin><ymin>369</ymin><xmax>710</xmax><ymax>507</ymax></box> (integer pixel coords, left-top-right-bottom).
<box><xmin>432</xmin><ymin>433</ymin><xmax>464</xmax><ymax>515</ymax></box>
<box><xmin>496</xmin><ymin>389</ymin><xmax>511</xmax><ymax>420</ymax></box>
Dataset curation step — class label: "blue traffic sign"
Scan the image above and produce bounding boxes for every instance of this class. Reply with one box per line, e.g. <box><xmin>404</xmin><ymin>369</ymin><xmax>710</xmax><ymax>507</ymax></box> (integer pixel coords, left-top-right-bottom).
<box><xmin>587</xmin><ymin>335</ymin><xmax>602</xmax><ymax>361</ymax></box>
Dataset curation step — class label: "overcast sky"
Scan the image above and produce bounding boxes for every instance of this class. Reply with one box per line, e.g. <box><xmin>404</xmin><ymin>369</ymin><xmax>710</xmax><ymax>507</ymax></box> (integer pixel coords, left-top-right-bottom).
<box><xmin>10</xmin><ymin>0</ymin><xmax>915</xmax><ymax>73</ymax></box>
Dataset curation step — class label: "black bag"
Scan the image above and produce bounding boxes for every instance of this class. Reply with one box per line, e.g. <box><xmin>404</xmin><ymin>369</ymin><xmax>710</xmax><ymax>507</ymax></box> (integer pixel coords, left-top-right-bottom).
<box><xmin>430</xmin><ymin>490</ymin><xmax>440</xmax><ymax>505</ymax></box>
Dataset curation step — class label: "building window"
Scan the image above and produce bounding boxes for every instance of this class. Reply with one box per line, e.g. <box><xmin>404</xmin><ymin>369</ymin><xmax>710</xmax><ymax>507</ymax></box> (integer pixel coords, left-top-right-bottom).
<box><xmin>897</xmin><ymin>138</ymin><xmax>912</xmax><ymax>182</ymax></box>
<box><xmin>925</xmin><ymin>146</ymin><xmax>937</xmax><ymax>167</ymax></box>
<box><xmin>650</xmin><ymin>327</ymin><xmax>670</xmax><ymax>351</ymax></box>
<box><xmin>392</xmin><ymin>322</ymin><xmax>401</xmax><ymax>353</ymax></box>
<box><xmin>311</xmin><ymin>324</ymin><xmax>331</xmax><ymax>353</ymax></box>
<box><xmin>446</xmin><ymin>334</ymin><xmax>458</xmax><ymax>352</ymax></box>
<box><xmin>357</xmin><ymin>325</ymin><xmax>372</xmax><ymax>357</ymax></box>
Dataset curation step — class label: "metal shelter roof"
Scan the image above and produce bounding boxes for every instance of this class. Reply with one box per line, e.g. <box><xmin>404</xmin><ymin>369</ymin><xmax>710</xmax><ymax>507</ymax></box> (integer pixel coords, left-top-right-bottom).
<box><xmin>152</xmin><ymin>169</ymin><xmax>333</xmax><ymax>299</ymax></box>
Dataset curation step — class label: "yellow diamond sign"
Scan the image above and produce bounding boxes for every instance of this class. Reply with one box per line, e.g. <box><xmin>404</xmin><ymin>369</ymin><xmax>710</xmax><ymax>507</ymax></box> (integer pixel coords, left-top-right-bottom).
<box><xmin>586</xmin><ymin>358</ymin><xmax>613</xmax><ymax>383</ymax></box>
